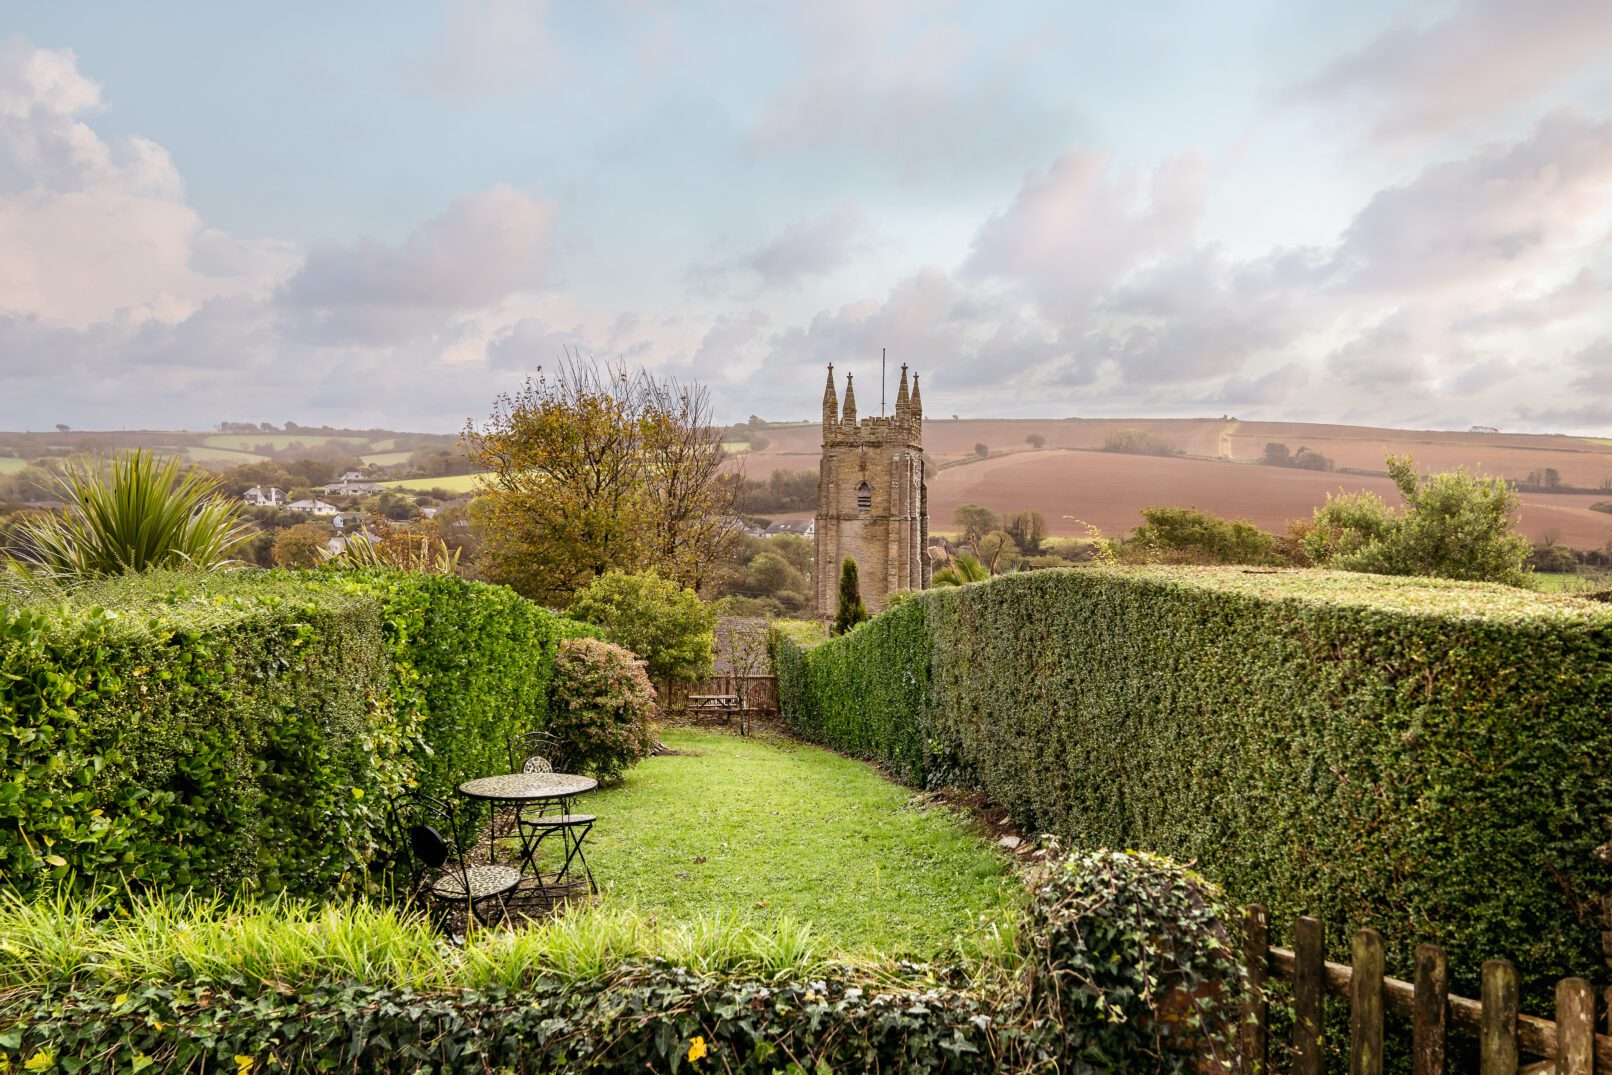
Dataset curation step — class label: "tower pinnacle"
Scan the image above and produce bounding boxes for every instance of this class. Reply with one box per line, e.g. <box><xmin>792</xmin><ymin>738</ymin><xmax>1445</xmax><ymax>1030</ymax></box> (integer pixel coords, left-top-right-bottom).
<box><xmin>841</xmin><ymin>372</ymin><xmax>857</xmax><ymax>424</ymax></box>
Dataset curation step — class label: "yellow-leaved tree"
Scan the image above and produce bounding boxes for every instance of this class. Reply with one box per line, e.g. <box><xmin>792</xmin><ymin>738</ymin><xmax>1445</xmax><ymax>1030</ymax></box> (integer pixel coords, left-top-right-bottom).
<box><xmin>464</xmin><ymin>358</ymin><xmax>738</xmax><ymax>606</ymax></box>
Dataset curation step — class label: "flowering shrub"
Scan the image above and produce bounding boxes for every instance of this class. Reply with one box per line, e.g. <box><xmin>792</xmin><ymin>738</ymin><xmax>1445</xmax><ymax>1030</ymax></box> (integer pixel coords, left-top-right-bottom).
<box><xmin>546</xmin><ymin>637</ymin><xmax>656</xmax><ymax>781</ymax></box>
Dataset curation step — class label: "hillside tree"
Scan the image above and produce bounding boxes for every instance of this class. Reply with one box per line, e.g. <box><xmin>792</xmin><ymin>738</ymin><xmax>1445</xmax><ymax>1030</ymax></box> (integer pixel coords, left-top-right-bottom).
<box><xmin>1303</xmin><ymin>454</ymin><xmax>1532</xmax><ymax>586</ymax></box>
<box><xmin>465</xmin><ymin>358</ymin><xmax>738</xmax><ymax>605</ymax></box>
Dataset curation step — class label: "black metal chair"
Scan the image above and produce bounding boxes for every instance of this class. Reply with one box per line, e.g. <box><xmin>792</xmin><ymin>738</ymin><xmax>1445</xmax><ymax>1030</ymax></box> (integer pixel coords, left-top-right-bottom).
<box><xmin>508</xmin><ymin>731</ymin><xmax>597</xmax><ymax>894</ymax></box>
<box><xmin>390</xmin><ymin>792</ymin><xmax>521</xmax><ymax>930</ymax></box>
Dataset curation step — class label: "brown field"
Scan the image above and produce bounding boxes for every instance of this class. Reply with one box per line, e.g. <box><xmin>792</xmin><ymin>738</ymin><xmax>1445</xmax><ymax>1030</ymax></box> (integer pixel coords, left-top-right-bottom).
<box><xmin>739</xmin><ymin>417</ymin><xmax>1612</xmax><ymax>549</ymax></box>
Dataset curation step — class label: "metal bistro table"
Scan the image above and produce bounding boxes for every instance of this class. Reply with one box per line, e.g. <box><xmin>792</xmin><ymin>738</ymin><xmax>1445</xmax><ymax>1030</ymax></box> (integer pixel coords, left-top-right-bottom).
<box><xmin>457</xmin><ymin>771</ymin><xmax>599</xmax><ymax>895</ymax></box>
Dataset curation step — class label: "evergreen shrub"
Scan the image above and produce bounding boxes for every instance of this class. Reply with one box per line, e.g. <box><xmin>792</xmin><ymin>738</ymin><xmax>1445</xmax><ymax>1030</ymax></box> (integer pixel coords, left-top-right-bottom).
<box><xmin>546</xmin><ymin>637</ymin><xmax>657</xmax><ymax>781</ymax></box>
<box><xmin>773</xmin><ymin>566</ymin><xmax>1612</xmax><ymax>999</ymax></box>
<box><xmin>1</xmin><ymin>570</ymin><xmax>586</xmax><ymax>901</ymax></box>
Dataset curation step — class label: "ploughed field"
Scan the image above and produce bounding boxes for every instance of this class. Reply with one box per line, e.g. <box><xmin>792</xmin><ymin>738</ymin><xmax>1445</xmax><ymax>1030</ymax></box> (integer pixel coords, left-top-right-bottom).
<box><xmin>741</xmin><ymin>418</ymin><xmax>1612</xmax><ymax>546</ymax></box>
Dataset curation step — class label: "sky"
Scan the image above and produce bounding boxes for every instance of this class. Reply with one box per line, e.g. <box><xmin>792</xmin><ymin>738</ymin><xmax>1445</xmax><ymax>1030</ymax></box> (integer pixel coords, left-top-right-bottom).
<box><xmin>3</xmin><ymin>0</ymin><xmax>1612</xmax><ymax>434</ymax></box>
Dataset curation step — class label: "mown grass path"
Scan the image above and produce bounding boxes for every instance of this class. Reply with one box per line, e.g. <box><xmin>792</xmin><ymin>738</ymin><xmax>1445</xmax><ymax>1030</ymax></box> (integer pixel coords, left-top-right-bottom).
<box><xmin>579</xmin><ymin>729</ymin><xmax>1019</xmax><ymax>957</ymax></box>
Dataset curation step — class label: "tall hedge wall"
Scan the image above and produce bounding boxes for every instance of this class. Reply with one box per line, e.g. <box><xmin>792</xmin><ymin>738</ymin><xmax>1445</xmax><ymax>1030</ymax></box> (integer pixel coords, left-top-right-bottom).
<box><xmin>774</xmin><ymin>567</ymin><xmax>1612</xmax><ymax>997</ymax></box>
<box><xmin>0</xmin><ymin>570</ymin><xmax>580</xmax><ymax>901</ymax></box>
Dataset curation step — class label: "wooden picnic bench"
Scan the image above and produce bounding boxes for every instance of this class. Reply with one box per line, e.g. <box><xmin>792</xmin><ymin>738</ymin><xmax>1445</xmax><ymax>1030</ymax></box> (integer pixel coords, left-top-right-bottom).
<box><xmin>687</xmin><ymin>694</ymin><xmax>740</xmax><ymax>717</ymax></box>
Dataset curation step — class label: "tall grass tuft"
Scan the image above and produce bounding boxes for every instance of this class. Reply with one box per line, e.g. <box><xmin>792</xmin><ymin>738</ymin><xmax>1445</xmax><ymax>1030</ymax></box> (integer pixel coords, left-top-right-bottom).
<box><xmin>0</xmin><ymin>895</ymin><xmax>844</xmax><ymax>993</ymax></box>
<box><xmin>5</xmin><ymin>450</ymin><xmax>253</xmax><ymax>583</ymax></box>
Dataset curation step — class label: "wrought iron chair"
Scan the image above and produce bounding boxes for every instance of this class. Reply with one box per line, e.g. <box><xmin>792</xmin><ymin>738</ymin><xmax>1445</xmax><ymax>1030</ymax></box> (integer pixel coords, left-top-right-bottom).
<box><xmin>390</xmin><ymin>792</ymin><xmax>521</xmax><ymax>930</ymax></box>
<box><xmin>508</xmin><ymin>731</ymin><xmax>598</xmax><ymax>894</ymax></box>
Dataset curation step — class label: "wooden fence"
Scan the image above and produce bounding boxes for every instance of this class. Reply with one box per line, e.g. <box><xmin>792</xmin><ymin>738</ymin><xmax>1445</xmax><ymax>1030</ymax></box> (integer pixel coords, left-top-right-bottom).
<box><xmin>664</xmin><ymin>674</ymin><xmax>778</xmax><ymax>716</ymax></box>
<box><xmin>1242</xmin><ymin>904</ymin><xmax>1607</xmax><ymax>1074</ymax></box>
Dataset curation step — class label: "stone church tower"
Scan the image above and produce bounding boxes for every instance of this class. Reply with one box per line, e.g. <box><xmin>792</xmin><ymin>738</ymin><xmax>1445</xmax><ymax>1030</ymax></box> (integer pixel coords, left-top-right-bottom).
<box><xmin>814</xmin><ymin>363</ymin><xmax>929</xmax><ymax>617</ymax></box>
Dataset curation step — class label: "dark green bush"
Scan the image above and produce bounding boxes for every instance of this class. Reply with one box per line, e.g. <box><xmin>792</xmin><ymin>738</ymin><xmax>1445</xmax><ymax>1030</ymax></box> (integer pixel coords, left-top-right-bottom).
<box><xmin>1</xmin><ymin>570</ymin><xmax>591</xmax><ymax>901</ymax></box>
<box><xmin>774</xmin><ymin>567</ymin><xmax>1612</xmax><ymax>1001</ymax></box>
<box><xmin>1021</xmin><ymin>849</ymin><xmax>1244</xmax><ymax>1073</ymax></box>
<box><xmin>546</xmin><ymin>637</ymin><xmax>657</xmax><ymax>781</ymax></box>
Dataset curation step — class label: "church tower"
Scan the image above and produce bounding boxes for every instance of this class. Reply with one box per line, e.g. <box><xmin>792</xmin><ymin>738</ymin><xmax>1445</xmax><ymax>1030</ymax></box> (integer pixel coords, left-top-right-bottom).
<box><xmin>814</xmin><ymin>363</ymin><xmax>929</xmax><ymax>617</ymax></box>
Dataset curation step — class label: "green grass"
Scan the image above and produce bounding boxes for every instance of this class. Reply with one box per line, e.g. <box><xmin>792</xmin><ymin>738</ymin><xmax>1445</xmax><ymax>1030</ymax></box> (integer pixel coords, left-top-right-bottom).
<box><xmin>1532</xmin><ymin>571</ymin><xmax>1612</xmax><ymax>593</ymax></box>
<box><xmin>582</xmin><ymin>729</ymin><xmax>1019</xmax><ymax>957</ymax></box>
<box><xmin>361</xmin><ymin>450</ymin><xmax>413</xmax><ymax>467</ymax></box>
<box><xmin>0</xmin><ymin>457</ymin><xmax>30</xmax><ymax>473</ymax></box>
<box><xmin>203</xmin><ymin>434</ymin><xmax>369</xmax><ymax>452</ymax></box>
<box><xmin>181</xmin><ymin>446</ymin><xmax>269</xmax><ymax>464</ymax></box>
<box><xmin>721</xmin><ymin>440</ymin><xmax>751</xmax><ymax>453</ymax></box>
<box><xmin>379</xmin><ymin>473</ymin><xmax>485</xmax><ymax>493</ymax></box>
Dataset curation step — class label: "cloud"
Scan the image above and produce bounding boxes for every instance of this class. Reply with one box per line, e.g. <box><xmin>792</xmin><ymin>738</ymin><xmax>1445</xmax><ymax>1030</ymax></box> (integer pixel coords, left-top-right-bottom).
<box><xmin>278</xmin><ymin>184</ymin><xmax>557</xmax><ymax>345</ymax></box>
<box><xmin>1329</xmin><ymin>108</ymin><xmax>1612</xmax><ymax>296</ymax></box>
<box><xmin>0</xmin><ymin>38</ymin><xmax>294</xmax><ymax>329</ymax></box>
<box><xmin>1298</xmin><ymin>0</ymin><xmax>1612</xmax><ymax>141</ymax></box>
<box><xmin>743</xmin><ymin>202</ymin><xmax>870</xmax><ymax>287</ymax></box>
<box><xmin>406</xmin><ymin>0</ymin><xmax>554</xmax><ymax>95</ymax></box>
<box><xmin>963</xmin><ymin>149</ymin><xmax>1208</xmax><ymax>318</ymax></box>
<box><xmin>691</xmin><ymin>202</ymin><xmax>873</xmax><ymax>293</ymax></box>
<box><xmin>1569</xmin><ymin>339</ymin><xmax>1612</xmax><ymax>395</ymax></box>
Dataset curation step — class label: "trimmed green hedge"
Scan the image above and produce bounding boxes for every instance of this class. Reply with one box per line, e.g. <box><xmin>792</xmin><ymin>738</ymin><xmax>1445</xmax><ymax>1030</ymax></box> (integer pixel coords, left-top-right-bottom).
<box><xmin>774</xmin><ymin>567</ymin><xmax>1612</xmax><ymax>997</ymax></box>
<box><xmin>0</xmin><ymin>570</ymin><xmax>585</xmax><ymax>901</ymax></box>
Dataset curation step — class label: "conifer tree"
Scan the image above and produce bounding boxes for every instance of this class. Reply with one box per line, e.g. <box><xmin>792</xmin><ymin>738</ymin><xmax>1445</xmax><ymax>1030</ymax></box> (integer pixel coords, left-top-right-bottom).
<box><xmin>834</xmin><ymin>557</ymin><xmax>868</xmax><ymax>635</ymax></box>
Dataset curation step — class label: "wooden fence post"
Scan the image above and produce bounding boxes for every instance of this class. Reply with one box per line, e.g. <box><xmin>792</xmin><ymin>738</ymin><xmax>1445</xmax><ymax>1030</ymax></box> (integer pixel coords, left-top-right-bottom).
<box><xmin>1350</xmin><ymin>929</ymin><xmax>1384</xmax><ymax>1075</ymax></box>
<box><xmin>1242</xmin><ymin>904</ymin><xmax>1268</xmax><ymax>1075</ymax></box>
<box><xmin>1555</xmin><ymin>977</ymin><xmax>1594</xmax><ymax>1075</ymax></box>
<box><xmin>1481</xmin><ymin>959</ymin><xmax>1519</xmax><ymax>1075</ymax></box>
<box><xmin>1295</xmin><ymin>916</ymin><xmax>1325</xmax><ymax>1075</ymax></box>
<box><xmin>1412</xmin><ymin>943</ymin><xmax>1447</xmax><ymax>1075</ymax></box>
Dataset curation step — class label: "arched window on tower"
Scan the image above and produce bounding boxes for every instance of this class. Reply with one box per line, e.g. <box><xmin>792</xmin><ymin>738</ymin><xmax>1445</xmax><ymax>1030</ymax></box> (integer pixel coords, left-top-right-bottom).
<box><xmin>857</xmin><ymin>481</ymin><xmax>872</xmax><ymax>511</ymax></box>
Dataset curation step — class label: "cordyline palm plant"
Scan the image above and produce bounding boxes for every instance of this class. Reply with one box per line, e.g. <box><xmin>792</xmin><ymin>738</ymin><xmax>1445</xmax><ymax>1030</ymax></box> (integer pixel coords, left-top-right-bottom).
<box><xmin>5</xmin><ymin>451</ymin><xmax>253</xmax><ymax>583</ymax></box>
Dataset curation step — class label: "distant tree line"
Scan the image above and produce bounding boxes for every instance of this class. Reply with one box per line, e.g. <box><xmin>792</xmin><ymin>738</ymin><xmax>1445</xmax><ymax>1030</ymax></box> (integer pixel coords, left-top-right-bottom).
<box><xmin>726</xmin><ymin>470</ymin><xmax>817</xmax><ymax>517</ymax></box>
<box><xmin>1100</xmin><ymin>430</ymin><xmax>1183</xmax><ymax>457</ymax></box>
<box><xmin>1260</xmin><ymin>442</ymin><xmax>1334</xmax><ymax>471</ymax></box>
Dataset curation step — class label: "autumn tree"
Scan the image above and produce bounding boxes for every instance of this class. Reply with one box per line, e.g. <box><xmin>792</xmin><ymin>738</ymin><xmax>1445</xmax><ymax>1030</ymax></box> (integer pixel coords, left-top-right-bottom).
<box><xmin>271</xmin><ymin>522</ymin><xmax>331</xmax><ymax>567</ymax></box>
<box><xmin>464</xmin><ymin>358</ymin><xmax>738</xmax><ymax>605</ymax></box>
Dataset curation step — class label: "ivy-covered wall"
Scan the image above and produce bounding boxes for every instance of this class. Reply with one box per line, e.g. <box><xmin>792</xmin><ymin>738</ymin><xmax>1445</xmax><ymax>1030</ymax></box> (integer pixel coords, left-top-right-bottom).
<box><xmin>774</xmin><ymin>567</ymin><xmax>1612</xmax><ymax>997</ymax></box>
<box><xmin>0</xmin><ymin>570</ymin><xmax>581</xmax><ymax>901</ymax></box>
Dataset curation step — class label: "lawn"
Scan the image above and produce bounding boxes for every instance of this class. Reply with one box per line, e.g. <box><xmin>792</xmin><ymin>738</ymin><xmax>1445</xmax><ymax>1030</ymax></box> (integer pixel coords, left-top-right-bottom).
<box><xmin>379</xmin><ymin>472</ymin><xmax>486</xmax><ymax>493</ymax></box>
<box><xmin>0</xmin><ymin>457</ymin><xmax>29</xmax><ymax>473</ymax></box>
<box><xmin>579</xmin><ymin>729</ymin><xmax>1020</xmax><ymax>957</ymax></box>
<box><xmin>1533</xmin><ymin>570</ymin><xmax>1612</xmax><ymax>593</ymax></box>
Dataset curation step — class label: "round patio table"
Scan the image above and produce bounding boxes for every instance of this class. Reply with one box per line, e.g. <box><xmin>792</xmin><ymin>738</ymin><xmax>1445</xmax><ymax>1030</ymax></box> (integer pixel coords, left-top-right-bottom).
<box><xmin>457</xmin><ymin>772</ymin><xmax>598</xmax><ymax>892</ymax></box>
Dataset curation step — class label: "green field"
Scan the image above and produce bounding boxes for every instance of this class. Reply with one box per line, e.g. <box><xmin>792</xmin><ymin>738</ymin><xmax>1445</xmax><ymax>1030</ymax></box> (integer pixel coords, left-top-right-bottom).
<box><xmin>721</xmin><ymin>440</ymin><xmax>751</xmax><ymax>453</ymax></box>
<box><xmin>182</xmin><ymin>446</ymin><xmax>269</xmax><ymax>464</ymax></box>
<box><xmin>203</xmin><ymin>434</ymin><xmax>370</xmax><ymax>452</ymax></box>
<box><xmin>360</xmin><ymin>451</ymin><xmax>413</xmax><ymax>467</ymax></box>
<box><xmin>378</xmin><ymin>473</ymin><xmax>485</xmax><ymax>493</ymax></box>
<box><xmin>1533</xmin><ymin>571</ymin><xmax>1612</xmax><ymax>593</ymax></box>
<box><xmin>0</xmin><ymin>457</ymin><xmax>30</xmax><ymax>473</ymax></box>
<box><xmin>1580</xmin><ymin>438</ymin><xmax>1612</xmax><ymax>447</ymax></box>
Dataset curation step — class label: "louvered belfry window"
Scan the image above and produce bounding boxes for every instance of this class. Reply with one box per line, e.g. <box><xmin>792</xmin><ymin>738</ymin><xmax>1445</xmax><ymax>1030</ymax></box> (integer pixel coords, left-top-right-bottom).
<box><xmin>857</xmin><ymin>482</ymin><xmax>872</xmax><ymax>511</ymax></box>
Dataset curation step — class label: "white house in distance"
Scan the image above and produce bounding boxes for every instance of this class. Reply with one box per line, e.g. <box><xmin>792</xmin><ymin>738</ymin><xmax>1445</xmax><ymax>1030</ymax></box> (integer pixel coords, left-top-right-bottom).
<box><xmin>331</xmin><ymin>511</ymin><xmax>369</xmax><ymax>531</ymax></box>
<box><xmin>765</xmin><ymin>519</ymin><xmax>814</xmax><ymax>538</ymax></box>
<box><xmin>287</xmin><ymin>498</ymin><xmax>339</xmax><ymax>516</ymax></box>
<box><xmin>322</xmin><ymin>471</ymin><xmax>384</xmax><ymax>496</ymax></box>
<box><xmin>242</xmin><ymin>486</ymin><xmax>284</xmax><ymax>507</ymax></box>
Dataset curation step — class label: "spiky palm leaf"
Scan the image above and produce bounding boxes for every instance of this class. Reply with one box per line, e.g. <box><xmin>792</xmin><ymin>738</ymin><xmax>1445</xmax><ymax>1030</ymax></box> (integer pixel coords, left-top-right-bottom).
<box><xmin>6</xmin><ymin>451</ymin><xmax>253</xmax><ymax>582</ymax></box>
<box><xmin>324</xmin><ymin>530</ymin><xmax>462</xmax><ymax>574</ymax></box>
<box><xmin>932</xmin><ymin>552</ymin><xmax>989</xmax><ymax>587</ymax></box>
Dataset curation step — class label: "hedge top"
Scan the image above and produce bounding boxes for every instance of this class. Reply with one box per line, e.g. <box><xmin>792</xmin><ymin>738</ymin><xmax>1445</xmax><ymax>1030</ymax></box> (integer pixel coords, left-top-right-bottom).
<box><xmin>912</xmin><ymin>565</ymin><xmax>1612</xmax><ymax>626</ymax></box>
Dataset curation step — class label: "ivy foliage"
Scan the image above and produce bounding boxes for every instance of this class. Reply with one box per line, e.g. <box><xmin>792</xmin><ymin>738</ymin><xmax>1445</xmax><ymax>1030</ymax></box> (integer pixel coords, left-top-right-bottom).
<box><xmin>774</xmin><ymin>566</ymin><xmax>1612</xmax><ymax>1002</ymax></box>
<box><xmin>0</xmin><ymin>850</ymin><xmax>1245</xmax><ymax>1073</ymax></box>
<box><xmin>0</xmin><ymin>570</ymin><xmax>584</xmax><ymax>903</ymax></box>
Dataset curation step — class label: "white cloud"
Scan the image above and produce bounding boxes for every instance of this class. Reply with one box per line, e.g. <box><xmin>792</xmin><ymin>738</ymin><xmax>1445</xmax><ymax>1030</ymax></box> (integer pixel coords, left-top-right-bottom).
<box><xmin>0</xmin><ymin>38</ymin><xmax>294</xmax><ymax>330</ymax></box>
<box><xmin>1299</xmin><ymin>0</ymin><xmax>1612</xmax><ymax>141</ymax></box>
<box><xmin>278</xmin><ymin>184</ymin><xmax>557</xmax><ymax>345</ymax></box>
